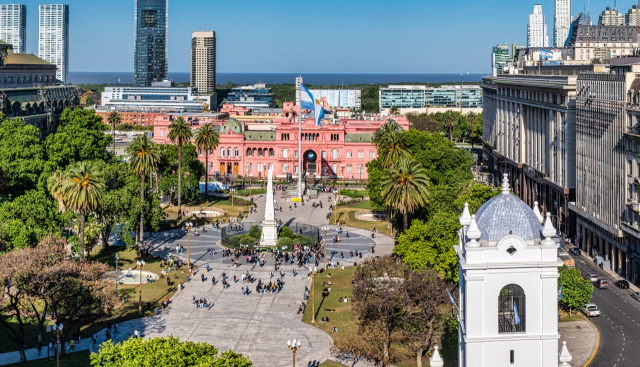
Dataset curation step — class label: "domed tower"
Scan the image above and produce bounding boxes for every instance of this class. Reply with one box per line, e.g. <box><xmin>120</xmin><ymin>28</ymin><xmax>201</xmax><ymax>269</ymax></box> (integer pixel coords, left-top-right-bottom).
<box><xmin>455</xmin><ymin>174</ymin><xmax>563</xmax><ymax>367</ymax></box>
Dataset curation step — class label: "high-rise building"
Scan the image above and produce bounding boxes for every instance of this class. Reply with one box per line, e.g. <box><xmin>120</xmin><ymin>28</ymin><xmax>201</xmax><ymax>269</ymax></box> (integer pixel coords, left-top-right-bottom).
<box><xmin>134</xmin><ymin>0</ymin><xmax>168</xmax><ymax>87</ymax></box>
<box><xmin>554</xmin><ymin>0</ymin><xmax>571</xmax><ymax>47</ymax></box>
<box><xmin>0</xmin><ymin>5</ymin><xmax>26</xmax><ymax>53</ymax></box>
<box><xmin>511</xmin><ymin>44</ymin><xmax>525</xmax><ymax>58</ymax></box>
<box><xmin>598</xmin><ymin>7</ymin><xmax>624</xmax><ymax>26</ymax></box>
<box><xmin>491</xmin><ymin>44</ymin><xmax>510</xmax><ymax>76</ymax></box>
<box><xmin>527</xmin><ymin>4</ymin><xmax>549</xmax><ymax>48</ymax></box>
<box><xmin>626</xmin><ymin>5</ymin><xmax>640</xmax><ymax>26</ymax></box>
<box><xmin>38</xmin><ymin>4</ymin><xmax>69</xmax><ymax>84</ymax></box>
<box><xmin>190</xmin><ymin>31</ymin><xmax>216</xmax><ymax>93</ymax></box>
<box><xmin>295</xmin><ymin>76</ymin><xmax>303</xmax><ymax>106</ymax></box>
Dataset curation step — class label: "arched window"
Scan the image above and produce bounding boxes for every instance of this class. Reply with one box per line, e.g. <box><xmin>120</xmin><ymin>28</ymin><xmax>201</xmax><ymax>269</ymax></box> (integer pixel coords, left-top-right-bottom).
<box><xmin>283</xmin><ymin>163</ymin><xmax>288</xmax><ymax>173</ymax></box>
<box><xmin>283</xmin><ymin>148</ymin><xmax>288</xmax><ymax>158</ymax></box>
<box><xmin>198</xmin><ymin>149</ymin><xmax>202</xmax><ymax>155</ymax></box>
<box><xmin>247</xmin><ymin>148</ymin><xmax>252</xmax><ymax>156</ymax></box>
<box><xmin>269</xmin><ymin>148</ymin><xmax>274</xmax><ymax>157</ymax></box>
<box><xmin>220</xmin><ymin>147</ymin><xmax>225</xmax><ymax>157</ymax></box>
<box><xmin>347</xmin><ymin>151</ymin><xmax>352</xmax><ymax>158</ymax></box>
<box><xmin>498</xmin><ymin>284</ymin><xmax>526</xmax><ymax>333</ymax></box>
<box><xmin>332</xmin><ymin>149</ymin><xmax>338</xmax><ymax>159</ymax></box>
<box><xmin>369</xmin><ymin>151</ymin><xmax>375</xmax><ymax>158</ymax></box>
<box><xmin>227</xmin><ymin>148</ymin><xmax>232</xmax><ymax>157</ymax></box>
<box><xmin>258</xmin><ymin>148</ymin><xmax>263</xmax><ymax>157</ymax></box>
<box><xmin>358</xmin><ymin>151</ymin><xmax>364</xmax><ymax>159</ymax></box>
<box><xmin>234</xmin><ymin>148</ymin><xmax>239</xmax><ymax>157</ymax></box>
<box><xmin>332</xmin><ymin>163</ymin><xmax>337</xmax><ymax>175</ymax></box>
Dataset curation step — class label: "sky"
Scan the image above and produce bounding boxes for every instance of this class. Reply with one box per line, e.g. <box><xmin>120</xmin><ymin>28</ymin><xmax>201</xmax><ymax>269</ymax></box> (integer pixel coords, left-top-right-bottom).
<box><xmin>13</xmin><ymin>0</ymin><xmax>630</xmax><ymax>73</ymax></box>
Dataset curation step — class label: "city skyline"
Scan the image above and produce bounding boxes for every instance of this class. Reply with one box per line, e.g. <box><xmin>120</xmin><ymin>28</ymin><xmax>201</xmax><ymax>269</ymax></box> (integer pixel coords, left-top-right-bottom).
<box><xmin>0</xmin><ymin>0</ymin><xmax>606</xmax><ymax>74</ymax></box>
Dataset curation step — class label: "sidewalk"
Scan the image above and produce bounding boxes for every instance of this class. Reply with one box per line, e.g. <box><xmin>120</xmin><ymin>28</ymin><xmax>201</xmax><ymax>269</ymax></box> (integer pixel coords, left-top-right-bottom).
<box><xmin>0</xmin><ymin>339</ymin><xmax>92</xmax><ymax>365</ymax></box>
<box><xmin>558</xmin><ymin>319</ymin><xmax>598</xmax><ymax>367</ymax></box>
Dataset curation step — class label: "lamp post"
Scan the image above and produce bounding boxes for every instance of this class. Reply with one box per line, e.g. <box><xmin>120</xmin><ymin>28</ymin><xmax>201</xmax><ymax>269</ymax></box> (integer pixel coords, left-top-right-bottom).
<box><xmin>185</xmin><ymin>222</ymin><xmax>193</xmax><ymax>268</ymax></box>
<box><xmin>136</xmin><ymin>259</ymin><xmax>145</xmax><ymax>315</ymax></box>
<box><xmin>230</xmin><ymin>187</ymin><xmax>236</xmax><ymax>209</ymax></box>
<box><xmin>53</xmin><ymin>323</ymin><xmax>63</xmax><ymax>367</ymax></box>
<box><xmin>115</xmin><ymin>253</ymin><xmax>120</xmax><ymax>295</ymax></box>
<box><xmin>310</xmin><ymin>266</ymin><xmax>318</xmax><ymax>323</ymax></box>
<box><xmin>249</xmin><ymin>174</ymin><xmax>253</xmax><ymax>201</ymax></box>
<box><xmin>340</xmin><ymin>165</ymin><xmax>345</xmax><ymax>202</ymax></box>
<box><xmin>321</xmin><ymin>226</ymin><xmax>329</xmax><ymax>270</ymax></box>
<box><xmin>287</xmin><ymin>339</ymin><xmax>301</xmax><ymax>367</ymax></box>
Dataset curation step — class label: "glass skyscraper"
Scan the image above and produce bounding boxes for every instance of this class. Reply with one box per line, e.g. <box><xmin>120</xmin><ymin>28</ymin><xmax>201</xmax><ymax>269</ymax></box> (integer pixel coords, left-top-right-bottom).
<box><xmin>134</xmin><ymin>0</ymin><xmax>168</xmax><ymax>87</ymax></box>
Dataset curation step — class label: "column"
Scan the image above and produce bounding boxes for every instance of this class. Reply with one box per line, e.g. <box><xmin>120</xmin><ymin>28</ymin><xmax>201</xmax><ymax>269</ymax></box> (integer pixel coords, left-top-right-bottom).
<box><xmin>611</xmin><ymin>245</ymin><xmax>617</xmax><ymax>272</ymax></box>
<box><xmin>604</xmin><ymin>241</ymin><xmax>609</xmax><ymax>261</ymax></box>
<box><xmin>619</xmin><ymin>247</ymin><xmax>624</xmax><ymax>275</ymax></box>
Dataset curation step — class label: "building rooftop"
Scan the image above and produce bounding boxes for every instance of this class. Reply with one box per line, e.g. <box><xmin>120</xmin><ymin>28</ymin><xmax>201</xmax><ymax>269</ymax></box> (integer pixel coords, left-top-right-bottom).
<box><xmin>4</xmin><ymin>51</ymin><xmax>52</xmax><ymax>66</ymax></box>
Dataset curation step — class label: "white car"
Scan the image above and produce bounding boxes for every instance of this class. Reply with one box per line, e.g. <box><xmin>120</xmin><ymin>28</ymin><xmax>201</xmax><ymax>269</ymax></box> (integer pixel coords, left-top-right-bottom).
<box><xmin>582</xmin><ymin>303</ymin><xmax>601</xmax><ymax>317</ymax></box>
<box><xmin>632</xmin><ymin>292</ymin><xmax>640</xmax><ymax>302</ymax></box>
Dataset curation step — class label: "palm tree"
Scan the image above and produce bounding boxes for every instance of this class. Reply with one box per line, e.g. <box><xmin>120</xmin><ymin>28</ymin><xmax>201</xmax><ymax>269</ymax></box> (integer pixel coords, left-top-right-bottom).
<box><xmin>47</xmin><ymin>170</ymin><xmax>67</xmax><ymax>212</ymax></box>
<box><xmin>107</xmin><ymin>111</ymin><xmax>121</xmax><ymax>155</ymax></box>
<box><xmin>167</xmin><ymin>117</ymin><xmax>193</xmax><ymax>220</ymax></box>
<box><xmin>126</xmin><ymin>134</ymin><xmax>161</xmax><ymax>249</ymax></box>
<box><xmin>381</xmin><ymin>159</ymin><xmax>430</xmax><ymax>232</ymax></box>
<box><xmin>466</xmin><ymin>111</ymin><xmax>478</xmax><ymax>150</ymax></box>
<box><xmin>442</xmin><ymin>111</ymin><xmax>457</xmax><ymax>141</ymax></box>
<box><xmin>194</xmin><ymin>123</ymin><xmax>220</xmax><ymax>203</ymax></box>
<box><xmin>62</xmin><ymin>161</ymin><xmax>104</xmax><ymax>260</ymax></box>
<box><xmin>373</xmin><ymin>121</ymin><xmax>410</xmax><ymax>168</ymax></box>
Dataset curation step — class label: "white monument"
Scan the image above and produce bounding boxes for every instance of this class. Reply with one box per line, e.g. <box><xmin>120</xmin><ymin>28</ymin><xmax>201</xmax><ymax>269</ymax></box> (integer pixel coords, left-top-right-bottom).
<box><xmin>455</xmin><ymin>174</ymin><xmax>563</xmax><ymax>367</ymax></box>
<box><xmin>260</xmin><ymin>167</ymin><xmax>279</xmax><ymax>247</ymax></box>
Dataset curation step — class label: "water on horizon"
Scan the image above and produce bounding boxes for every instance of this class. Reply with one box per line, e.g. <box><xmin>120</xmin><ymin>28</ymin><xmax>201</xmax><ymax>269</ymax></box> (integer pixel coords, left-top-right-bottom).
<box><xmin>69</xmin><ymin>72</ymin><xmax>486</xmax><ymax>86</ymax></box>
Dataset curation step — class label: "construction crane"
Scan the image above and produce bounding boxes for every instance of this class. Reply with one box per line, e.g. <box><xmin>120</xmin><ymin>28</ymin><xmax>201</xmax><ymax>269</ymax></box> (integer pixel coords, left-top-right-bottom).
<box><xmin>194</xmin><ymin>96</ymin><xmax>210</xmax><ymax>113</ymax></box>
<box><xmin>80</xmin><ymin>91</ymin><xmax>94</xmax><ymax>106</ymax></box>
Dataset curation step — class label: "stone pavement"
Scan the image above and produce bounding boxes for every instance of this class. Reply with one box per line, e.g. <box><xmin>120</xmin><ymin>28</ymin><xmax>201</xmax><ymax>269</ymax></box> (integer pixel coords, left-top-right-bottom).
<box><xmin>558</xmin><ymin>320</ymin><xmax>598</xmax><ymax>367</ymax></box>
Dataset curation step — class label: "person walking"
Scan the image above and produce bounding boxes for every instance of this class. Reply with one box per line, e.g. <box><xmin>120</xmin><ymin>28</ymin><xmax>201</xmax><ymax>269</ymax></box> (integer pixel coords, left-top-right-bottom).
<box><xmin>114</xmin><ymin>323</ymin><xmax>118</xmax><ymax>334</ymax></box>
<box><xmin>69</xmin><ymin>339</ymin><xmax>74</xmax><ymax>351</ymax></box>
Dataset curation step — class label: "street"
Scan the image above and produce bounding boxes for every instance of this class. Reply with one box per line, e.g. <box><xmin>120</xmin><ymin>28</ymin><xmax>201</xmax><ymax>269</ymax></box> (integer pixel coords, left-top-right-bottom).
<box><xmin>572</xmin><ymin>250</ymin><xmax>640</xmax><ymax>366</ymax></box>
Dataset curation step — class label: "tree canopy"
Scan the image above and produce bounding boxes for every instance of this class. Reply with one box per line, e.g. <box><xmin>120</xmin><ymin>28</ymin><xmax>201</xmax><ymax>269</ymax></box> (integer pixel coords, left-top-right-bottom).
<box><xmin>558</xmin><ymin>266</ymin><xmax>594</xmax><ymax>316</ymax></box>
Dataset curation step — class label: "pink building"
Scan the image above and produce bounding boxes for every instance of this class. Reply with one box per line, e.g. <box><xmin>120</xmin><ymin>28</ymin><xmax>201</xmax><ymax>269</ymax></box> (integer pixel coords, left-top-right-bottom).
<box><xmin>153</xmin><ymin>103</ymin><xmax>409</xmax><ymax>180</ymax></box>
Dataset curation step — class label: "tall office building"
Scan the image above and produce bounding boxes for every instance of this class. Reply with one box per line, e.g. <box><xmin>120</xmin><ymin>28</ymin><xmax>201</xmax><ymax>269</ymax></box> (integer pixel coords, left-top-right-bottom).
<box><xmin>626</xmin><ymin>5</ymin><xmax>640</xmax><ymax>26</ymax></box>
<box><xmin>38</xmin><ymin>4</ymin><xmax>69</xmax><ymax>84</ymax></box>
<box><xmin>554</xmin><ymin>0</ymin><xmax>571</xmax><ymax>47</ymax></box>
<box><xmin>598</xmin><ymin>7</ymin><xmax>624</xmax><ymax>26</ymax></box>
<box><xmin>134</xmin><ymin>0</ymin><xmax>168</xmax><ymax>87</ymax></box>
<box><xmin>527</xmin><ymin>4</ymin><xmax>549</xmax><ymax>48</ymax></box>
<box><xmin>190</xmin><ymin>31</ymin><xmax>215</xmax><ymax>93</ymax></box>
<box><xmin>491</xmin><ymin>44</ymin><xmax>510</xmax><ymax>76</ymax></box>
<box><xmin>0</xmin><ymin>5</ymin><xmax>26</xmax><ymax>53</ymax></box>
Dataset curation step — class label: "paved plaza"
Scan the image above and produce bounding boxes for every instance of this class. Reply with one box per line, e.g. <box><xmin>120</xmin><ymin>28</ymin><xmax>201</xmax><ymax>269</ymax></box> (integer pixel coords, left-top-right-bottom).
<box><xmin>0</xmin><ymin>191</ymin><xmax>394</xmax><ymax>366</ymax></box>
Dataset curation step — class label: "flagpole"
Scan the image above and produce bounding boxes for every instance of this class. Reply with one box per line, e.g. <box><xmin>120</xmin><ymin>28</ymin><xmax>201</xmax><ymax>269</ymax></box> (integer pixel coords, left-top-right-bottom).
<box><xmin>298</xmin><ymin>91</ymin><xmax>302</xmax><ymax>199</ymax></box>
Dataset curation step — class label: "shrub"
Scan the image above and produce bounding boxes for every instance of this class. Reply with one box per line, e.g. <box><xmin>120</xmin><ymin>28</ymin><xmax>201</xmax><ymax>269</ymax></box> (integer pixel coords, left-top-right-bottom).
<box><xmin>225</xmin><ymin>234</ymin><xmax>257</xmax><ymax>249</ymax></box>
<box><xmin>277</xmin><ymin>237</ymin><xmax>294</xmax><ymax>248</ymax></box>
<box><xmin>248</xmin><ymin>225</ymin><xmax>262</xmax><ymax>239</ymax></box>
<box><xmin>279</xmin><ymin>226</ymin><xmax>294</xmax><ymax>239</ymax></box>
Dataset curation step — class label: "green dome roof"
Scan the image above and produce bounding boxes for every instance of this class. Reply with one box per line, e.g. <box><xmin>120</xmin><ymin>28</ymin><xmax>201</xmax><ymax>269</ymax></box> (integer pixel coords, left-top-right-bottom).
<box><xmin>220</xmin><ymin>119</ymin><xmax>242</xmax><ymax>134</ymax></box>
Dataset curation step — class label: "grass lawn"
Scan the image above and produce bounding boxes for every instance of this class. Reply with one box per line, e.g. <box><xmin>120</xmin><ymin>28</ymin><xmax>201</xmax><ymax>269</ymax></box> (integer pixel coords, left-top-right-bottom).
<box><xmin>160</xmin><ymin>196</ymin><xmax>252</xmax><ymax>231</ymax></box>
<box><xmin>318</xmin><ymin>361</ymin><xmax>345</xmax><ymax>367</ymax></box>
<box><xmin>559</xmin><ymin>308</ymin><xmax>585</xmax><ymax>322</ymax></box>
<box><xmin>226</xmin><ymin>188</ymin><xmax>266</xmax><ymax>197</ymax></box>
<box><xmin>302</xmin><ymin>265</ymin><xmax>458</xmax><ymax>367</ymax></box>
<box><xmin>0</xmin><ymin>316</ymin><xmax>54</xmax><ymax>354</ymax></box>
<box><xmin>339</xmin><ymin>189</ymin><xmax>368</xmax><ymax>199</ymax></box>
<box><xmin>331</xmin><ymin>201</ymin><xmax>392</xmax><ymax>237</ymax></box>
<box><xmin>4</xmin><ymin>351</ymin><xmax>90</xmax><ymax>367</ymax></box>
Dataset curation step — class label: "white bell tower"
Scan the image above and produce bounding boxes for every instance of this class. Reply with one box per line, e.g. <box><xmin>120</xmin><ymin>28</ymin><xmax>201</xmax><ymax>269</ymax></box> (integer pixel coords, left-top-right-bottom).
<box><xmin>455</xmin><ymin>174</ymin><xmax>563</xmax><ymax>367</ymax></box>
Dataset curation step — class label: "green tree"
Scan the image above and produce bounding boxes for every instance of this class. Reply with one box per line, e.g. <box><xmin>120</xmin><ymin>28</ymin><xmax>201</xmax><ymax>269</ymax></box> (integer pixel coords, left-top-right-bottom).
<box><xmin>394</xmin><ymin>214</ymin><xmax>460</xmax><ymax>282</ymax></box>
<box><xmin>453</xmin><ymin>183</ymin><xmax>498</xmax><ymax>213</ymax></box>
<box><xmin>168</xmin><ymin>117</ymin><xmax>193</xmax><ymax>220</ymax></box>
<box><xmin>364</xmin><ymin>158</ymin><xmax>389</xmax><ymax>210</ymax></box>
<box><xmin>373</xmin><ymin>121</ymin><xmax>410</xmax><ymax>168</ymax></box>
<box><xmin>381</xmin><ymin>159</ymin><xmax>430</xmax><ymax>231</ymax></box>
<box><xmin>279</xmin><ymin>226</ymin><xmax>294</xmax><ymax>239</ymax></box>
<box><xmin>466</xmin><ymin>111</ymin><xmax>477</xmax><ymax>146</ymax></box>
<box><xmin>69</xmin><ymin>216</ymin><xmax>102</xmax><ymax>256</ymax></box>
<box><xmin>194</xmin><ymin>123</ymin><xmax>220</xmax><ymax>202</ymax></box>
<box><xmin>107</xmin><ymin>110</ymin><xmax>121</xmax><ymax>156</ymax></box>
<box><xmin>62</xmin><ymin>161</ymin><xmax>104</xmax><ymax>260</ymax></box>
<box><xmin>442</xmin><ymin>111</ymin><xmax>457</xmax><ymax>141</ymax></box>
<box><xmin>126</xmin><ymin>135</ymin><xmax>161</xmax><ymax>248</ymax></box>
<box><xmin>0</xmin><ymin>117</ymin><xmax>45</xmax><ymax>196</ymax></box>
<box><xmin>85</xmin><ymin>96</ymin><xmax>94</xmax><ymax>106</ymax></box>
<box><xmin>248</xmin><ymin>225</ymin><xmax>262</xmax><ymax>239</ymax></box>
<box><xmin>47</xmin><ymin>170</ymin><xmax>67</xmax><ymax>212</ymax></box>
<box><xmin>90</xmin><ymin>336</ymin><xmax>252</xmax><ymax>367</ymax></box>
<box><xmin>558</xmin><ymin>266</ymin><xmax>594</xmax><ymax>316</ymax></box>
<box><xmin>158</xmin><ymin>144</ymin><xmax>204</xmax><ymax>204</ymax></box>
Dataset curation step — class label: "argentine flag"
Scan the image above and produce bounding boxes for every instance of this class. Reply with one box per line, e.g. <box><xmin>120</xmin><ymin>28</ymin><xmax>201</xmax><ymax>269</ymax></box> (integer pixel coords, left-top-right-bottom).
<box><xmin>300</xmin><ymin>84</ymin><xmax>325</xmax><ymax>127</ymax></box>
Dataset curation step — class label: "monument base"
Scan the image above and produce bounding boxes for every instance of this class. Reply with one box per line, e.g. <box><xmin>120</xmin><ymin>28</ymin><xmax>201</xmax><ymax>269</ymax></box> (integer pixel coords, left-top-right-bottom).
<box><xmin>260</xmin><ymin>219</ymin><xmax>279</xmax><ymax>247</ymax></box>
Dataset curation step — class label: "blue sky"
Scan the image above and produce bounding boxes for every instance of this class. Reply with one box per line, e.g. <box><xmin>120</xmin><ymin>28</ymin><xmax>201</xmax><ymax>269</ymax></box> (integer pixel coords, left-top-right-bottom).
<box><xmin>14</xmin><ymin>0</ymin><xmax>622</xmax><ymax>73</ymax></box>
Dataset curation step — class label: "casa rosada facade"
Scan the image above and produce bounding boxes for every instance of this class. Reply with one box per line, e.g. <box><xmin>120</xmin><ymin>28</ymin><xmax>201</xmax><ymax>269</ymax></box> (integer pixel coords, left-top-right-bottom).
<box><xmin>153</xmin><ymin>102</ymin><xmax>409</xmax><ymax>179</ymax></box>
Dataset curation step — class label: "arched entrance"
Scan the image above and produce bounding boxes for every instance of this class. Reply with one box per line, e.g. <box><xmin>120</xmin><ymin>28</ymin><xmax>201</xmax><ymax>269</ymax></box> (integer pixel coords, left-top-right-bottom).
<box><xmin>303</xmin><ymin>150</ymin><xmax>317</xmax><ymax>174</ymax></box>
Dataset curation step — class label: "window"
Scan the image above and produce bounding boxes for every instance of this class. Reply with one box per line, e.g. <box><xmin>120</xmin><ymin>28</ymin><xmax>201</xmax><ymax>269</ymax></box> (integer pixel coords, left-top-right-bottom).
<box><xmin>358</xmin><ymin>165</ymin><xmax>363</xmax><ymax>174</ymax></box>
<box><xmin>294</xmin><ymin>165</ymin><xmax>299</xmax><ymax>174</ymax></box>
<box><xmin>246</xmin><ymin>163</ymin><xmax>252</xmax><ymax>172</ymax></box>
<box><xmin>220</xmin><ymin>147</ymin><xmax>225</xmax><ymax>157</ymax></box>
<box><xmin>227</xmin><ymin>148</ymin><xmax>232</xmax><ymax>157</ymax></box>
<box><xmin>332</xmin><ymin>163</ymin><xmax>337</xmax><ymax>174</ymax></box>
<box><xmin>269</xmin><ymin>148</ymin><xmax>274</xmax><ymax>157</ymax></box>
<box><xmin>369</xmin><ymin>151</ymin><xmax>375</xmax><ymax>158</ymax></box>
<box><xmin>257</xmin><ymin>163</ymin><xmax>263</xmax><ymax>173</ymax></box>
<box><xmin>161</xmin><ymin>129</ymin><xmax>165</xmax><ymax>137</ymax></box>
<box><xmin>283</xmin><ymin>163</ymin><xmax>288</xmax><ymax>173</ymax></box>
<box><xmin>283</xmin><ymin>148</ymin><xmax>288</xmax><ymax>158</ymax></box>
<box><xmin>258</xmin><ymin>148</ymin><xmax>263</xmax><ymax>157</ymax></box>
<box><xmin>234</xmin><ymin>148</ymin><xmax>239</xmax><ymax>157</ymax></box>
<box><xmin>210</xmin><ymin>150</ymin><xmax>213</xmax><ymax>156</ymax></box>
<box><xmin>332</xmin><ymin>149</ymin><xmax>338</xmax><ymax>159</ymax></box>
<box><xmin>322</xmin><ymin>151</ymin><xmax>326</xmax><ymax>159</ymax></box>
<box><xmin>247</xmin><ymin>148</ymin><xmax>252</xmax><ymax>156</ymax></box>
<box><xmin>294</xmin><ymin>150</ymin><xmax>299</xmax><ymax>158</ymax></box>
<box><xmin>358</xmin><ymin>151</ymin><xmax>364</xmax><ymax>158</ymax></box>
<box><xmin>498</xmin><ymin>284</ymin><xmax>526</xmax><ymax>333</ymax></box>
<box><xmin>629</xmin><ymin>160</ymin><xmax>634</xmax><ymax>176</ymax></box>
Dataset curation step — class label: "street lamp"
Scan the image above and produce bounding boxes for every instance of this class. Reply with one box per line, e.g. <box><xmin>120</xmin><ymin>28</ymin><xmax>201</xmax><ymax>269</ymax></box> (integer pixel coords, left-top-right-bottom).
<box><xmin>53</xmin><ymin>323</ymin><xmax>63</xmax><ymax>367</ymax></box>
<box><xmin>136</xmin><ymin>259</ymin><xmax>145</xmax><ymax>315</ymax></box>
<box><xmin>249</xmin><ymin>174</ymin><xmax>253</xmax><ymax>201</ymax></box>
<box><xmin>115</xmin><ymin>253</ymin><xmax>120</xmax><ymax>295</ymax></box>
<box><xmin>230</xmin><ymin>187</ymin><xmax>236</xmax><ymax>209</ymax></box>
<box><xmin>185</xmin><ymin>222</ymin><xmax>193</xmax><ymax>269</ymax></box>
<box><xmin>310</xmin><ymin>266</ymin><xmax>318</xmax><ymax>323</ymax></box>
<box><xmin>321</xmin><ymin>226</ymin><xmax>329</xmax><ymax>270</ymax></box>
<box><xmin>287</xmin><ymin>339</ymin><xmax>301</xmax><ymax>367</ymax></box>
<box><xmin>340</xmin><ymin>165</ymin><xmax>345</xmax><ymax>202</ymax></box>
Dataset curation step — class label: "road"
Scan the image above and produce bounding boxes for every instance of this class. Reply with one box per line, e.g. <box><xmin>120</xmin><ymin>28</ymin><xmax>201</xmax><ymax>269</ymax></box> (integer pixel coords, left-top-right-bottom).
<box><xmin>572</xmin><ymin>251</ymin><xmax>640</xmax><ymax>367</ymax></box>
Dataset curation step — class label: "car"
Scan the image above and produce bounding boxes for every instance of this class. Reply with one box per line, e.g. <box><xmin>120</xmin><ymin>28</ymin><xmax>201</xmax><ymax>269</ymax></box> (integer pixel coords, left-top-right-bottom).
<box><xmin>596</xmin><ymin>279</ymin><xmax>609</xmax><ymax>289</ymax></box>
<box><xmin>632</xmin><ymin>292</ymin><xmax>640</xmax><ymax>302</ymax></box>
<box><xmin>586</xmin><ymin>273</ymin><xmax>599</xmax><ymax>282</ymax></box>
<box><xmin>615</xmin><ymin>280</ymin><xmax>630</xmax><ymax>289</ymax></box>
<box><xmin>569</xmin><ymin>248</ymin><xmax>581</xmax><ymax>256</ymax></box>
<box><xmin>582</xmin><ymin>303</ymin><xmax>601</xmax><ymax>317</ymax></box>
